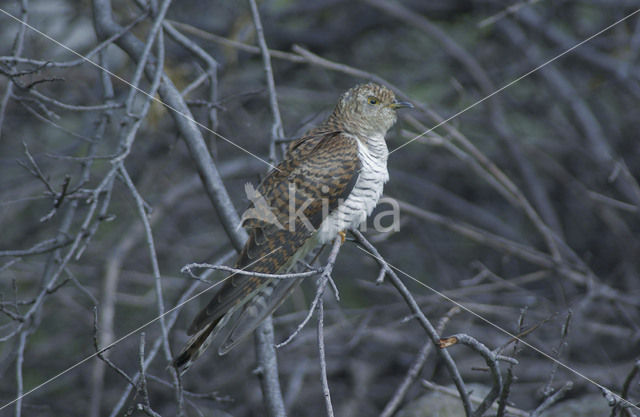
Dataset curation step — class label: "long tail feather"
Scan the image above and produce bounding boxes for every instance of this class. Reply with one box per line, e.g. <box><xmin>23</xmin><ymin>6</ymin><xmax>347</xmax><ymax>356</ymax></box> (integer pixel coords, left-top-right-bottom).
<box><xmin>173</xmin><ymin>316</ymin><xmax>223</xmax><ymax>374</ymax></box>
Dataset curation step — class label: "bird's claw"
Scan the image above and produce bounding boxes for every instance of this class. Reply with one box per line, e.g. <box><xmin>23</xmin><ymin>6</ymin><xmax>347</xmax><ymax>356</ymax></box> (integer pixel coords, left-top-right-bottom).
<box><xmin>338</xmin><ymin>230</ymin><xmax>346</xmax><ymax>244</ymax></box>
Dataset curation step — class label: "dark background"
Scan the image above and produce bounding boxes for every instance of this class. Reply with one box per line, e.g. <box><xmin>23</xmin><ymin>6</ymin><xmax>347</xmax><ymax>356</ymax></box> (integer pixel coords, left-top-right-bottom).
<box><xmin>1</xmin><ymin>0</ymin><xmax>639</xmax><ymax>416</ymax></box>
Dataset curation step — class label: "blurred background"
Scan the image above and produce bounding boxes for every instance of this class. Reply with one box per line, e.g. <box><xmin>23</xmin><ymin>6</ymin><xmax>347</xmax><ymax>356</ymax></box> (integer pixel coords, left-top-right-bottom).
<box><xmin>1</xmin><ymin>0</ymin><xmax>640</xmax><ymax>416</ymax></box>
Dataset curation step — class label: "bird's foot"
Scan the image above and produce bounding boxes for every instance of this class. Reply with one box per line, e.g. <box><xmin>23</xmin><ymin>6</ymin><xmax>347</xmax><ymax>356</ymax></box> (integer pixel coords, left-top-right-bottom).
<box><xmin>338</xmin><ymin>230</ymin><xmax>346</xmax><ymax>244</ymax></box>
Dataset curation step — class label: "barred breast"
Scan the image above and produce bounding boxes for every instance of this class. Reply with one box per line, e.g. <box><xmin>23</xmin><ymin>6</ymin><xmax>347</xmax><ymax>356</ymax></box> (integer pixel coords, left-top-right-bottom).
<box><xmin>316</xmin><ymin>134</ymin><xmax>389</xmax><ymax>243</ymax></box>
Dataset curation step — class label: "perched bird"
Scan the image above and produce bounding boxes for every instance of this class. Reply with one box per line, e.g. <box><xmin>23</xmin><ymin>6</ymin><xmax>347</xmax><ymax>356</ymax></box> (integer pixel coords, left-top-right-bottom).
<box><xmin>173</xmin><ymin>83</ymin><xmax>412</xmax><ymax>373</ymax></box>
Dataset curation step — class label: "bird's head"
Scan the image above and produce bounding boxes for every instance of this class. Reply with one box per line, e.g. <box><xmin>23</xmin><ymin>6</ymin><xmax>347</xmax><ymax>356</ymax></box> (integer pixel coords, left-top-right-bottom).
<box><xmin>332</xmin><ymin>83</ymin><xmax>413</xmax><ymax>138</ymax></box>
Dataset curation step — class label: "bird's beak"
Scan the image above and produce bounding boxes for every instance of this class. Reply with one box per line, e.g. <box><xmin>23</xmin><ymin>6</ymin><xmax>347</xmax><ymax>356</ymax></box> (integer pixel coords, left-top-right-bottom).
<box><xmin>389</xmin><ymin>100</ymin><xmax>414</xmax><ymax>110</ymax></box>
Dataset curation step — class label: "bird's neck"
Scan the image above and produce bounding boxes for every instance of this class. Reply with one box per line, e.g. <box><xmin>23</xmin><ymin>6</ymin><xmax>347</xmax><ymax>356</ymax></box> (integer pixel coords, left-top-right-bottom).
<box><xmin>326</xmin><ymin>114</ymin><xmax>389</xmax><ymax>160</ymax></box>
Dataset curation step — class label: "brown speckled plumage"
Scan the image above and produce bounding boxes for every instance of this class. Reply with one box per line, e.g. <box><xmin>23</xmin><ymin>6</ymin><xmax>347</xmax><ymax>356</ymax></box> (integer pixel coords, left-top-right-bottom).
<box><xmin>173</xmin><ymin>83</ymin><xmax>411</xmax><ymax>373</ymax></box>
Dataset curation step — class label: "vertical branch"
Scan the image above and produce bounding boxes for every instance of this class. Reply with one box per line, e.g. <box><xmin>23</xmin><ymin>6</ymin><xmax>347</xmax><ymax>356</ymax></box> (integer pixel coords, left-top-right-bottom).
<box><xmin>317</xmin><ymin>300</ymin><xmax>334</xmax><ymax>417</ymax></box>
<box><xmin>247</xmin><ymin>1</ymin><xmax>288</xmax><ymax>415</ymax></box>
<box><xmin>496</xmin><ymin>367</ymin><xmax>514</xmax><ymax>417</ymax></box>
<box><xmin>0</xmin><ymin>0</ymin><xmax>28</xmax><ymax>139</ymax></box>
<box><xmin>543</xmin><ymin>311</ymin><xmax>572</xmax><ymax>396</ymax></box>
<box><xmin>118</xmin><ymin>168</ymin><xmax>169</xmax><ymax>354</ymax></box>
<box><xmin>114</xmin><ymin>26</ymin><xmax>183</xmax><ymax>410</ymax></box>
<box><xmin>249</xmin><ymin>0</ymin><xmax>285</xmax><ymax>163</ymax></box>
<box><xmin>206</xmin><ymin>61</ymin><xmax>219</xmax><ymax>132</ymax></box>
<box><xmin>138</xmin><ymin>333</ymin><xmax>151</xmax><ymax>407</ymax></box>
<box><xmin>315</xmin><ymin>236</ymin><xmax>342</xmax><ymax>417</ymax></box>
<box><xmin>88</xmin><ymin>50</ymin><xmax>117</xmax><ymax>417</ymax></box>
<box><xmin>124</xmin><ymin>0</ymin><xmax>173</xmax><ymax>110</ymax></box>
<box><xmin>255</xmin><ymin>316</ymin><xmax>287</xmax><ymax>417</ymax></box>
<box><xmin>497</xmin><ymin>307</ymin><xmax>527</xmax><ymax>417</ymax></box>
<box><xmin>14</xmin><ymin>331</ymin><xmax>27</xmax><ymax>417</ymax></box>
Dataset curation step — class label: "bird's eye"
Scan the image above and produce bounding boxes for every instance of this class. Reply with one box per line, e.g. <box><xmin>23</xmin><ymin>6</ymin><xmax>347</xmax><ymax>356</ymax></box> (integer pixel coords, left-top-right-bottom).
<box><xmin>368</xmin><ymin>96</ymin><xmax>379</xmax><ymax>105</ymax></box>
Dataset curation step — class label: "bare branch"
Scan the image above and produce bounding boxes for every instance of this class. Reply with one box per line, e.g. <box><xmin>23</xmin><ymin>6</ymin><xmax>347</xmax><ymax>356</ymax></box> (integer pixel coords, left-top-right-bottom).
<box><xmin>254</xmin><ymin>316</ymin><xmax>287</xmax><ymax>417</ymax></box>
<box><xmin>13</xmin><ymin>330</ymin><xmax>28</xmax><ymax>417</ymax></box>
<box><xmin>0</xmin><ymin>237</ymin><xmax>73</xmax><ymax>257</ymax></box>
<box><xmin>439</xmin><ymin>333</ymin><xmax>510</xmax><ymax>416</ymax></box>
<box><xmin>93</xmin><ymin>307</ymin><xmax>136</xmax><ymax>388</ymax></box>
<box><xmin>543</xmin><ymin>311</ymin><xmax>573</xmax><ymax>396</ymax></box>
<box><xmin>317</xmin><ymin>300</ymin><xmax>334</xmax><ymax>417</ymax></box>
<box><xmin>249</xmin><ymin>0</ymin><xmax>285</xmax><ymax>163</ymax></box>
<box><xmin>496</xmin><ymin>367</ymin><xmax>515</xmax><ymax>417</ymax></box>
<box><xmin>93</xmin><ymin>0</ymin><xmax>248</xmax><ymax>251</ymax></box>
<box><xmin>0</xmin><ymin>0</ymin><xmax>28</xmax><ymax>139</ymax></box>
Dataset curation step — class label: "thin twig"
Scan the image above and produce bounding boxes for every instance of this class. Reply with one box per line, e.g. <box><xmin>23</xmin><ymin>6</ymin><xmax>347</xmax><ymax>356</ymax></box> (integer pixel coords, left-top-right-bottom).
<box><xmin>163</xmin><ymin>20</ymin><xmax>219</xmax><ymax>135</ymax></box>
<box><xmin>619</xmin><ymin>360</ymin><xmax>640</xmax><ymax>417</ymax></box>
<box><xmin>0</xmin><ymin>237</ymin><xmax>73</xmax><ymax>257</ymax></box>
<box><xmin>543</xmin><ymin>311</ymin><xmax>572</xmax><ymax>396</ymax></box>
<box><xmin>312</xmin><ymin>237</ymin><xmax>343</xmax><ymax>417</ymax></box>
<box><xmin>93</xmin><ymin>307</ymin><xmax>136</xmax><ymax>388</ymax></box>
<box><xmin>0</xmin><ymin>10</ymin><xmax>149</xmax><ymax>69</ymax></box>
<box><xmin>20</xmin><ymin>88</ymin><xmax>124</xmax><ymax>111</ymax></box>
<box><xmin>0</xmin><ymin>0</ymin><xmax>28</xmax><ymax>139</ymax></box>
<box><xmin>138</xmin><ymin>333</ymin><xmax>152</xmax><ymax>409</ymax></box>
<box><xmin>249</xmin><ymin>0</ymin><xmax>285</xmax><ymax>163</ymax></box>
<box><xmin>18</xmin><ymin>142</ymin><xmax>56</xmax><ymax>194</ymax></box>
<box><xmin>14</xmin><ymin>331</ymin><xmax>27</xmax><ymax>417</ymax></box>
<box><xmin>317</xmin><ymin>300</ymin><xmax>334</xmax><ymax>417</ymax></box>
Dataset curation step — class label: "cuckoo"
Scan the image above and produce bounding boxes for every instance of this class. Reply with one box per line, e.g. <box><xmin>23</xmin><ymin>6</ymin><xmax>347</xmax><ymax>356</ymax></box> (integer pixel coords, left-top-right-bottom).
<box><xmin>173</xmin><ymin>83</ymin><xmax>412</xmax><ymax>373</ymax></box>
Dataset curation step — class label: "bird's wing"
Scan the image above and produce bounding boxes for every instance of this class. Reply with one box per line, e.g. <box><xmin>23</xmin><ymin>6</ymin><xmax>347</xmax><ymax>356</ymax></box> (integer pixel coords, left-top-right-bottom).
<box><xmin>185</xmin><ymin>131</ymin><xmax>360</xmax><ymax>339</ymax></box>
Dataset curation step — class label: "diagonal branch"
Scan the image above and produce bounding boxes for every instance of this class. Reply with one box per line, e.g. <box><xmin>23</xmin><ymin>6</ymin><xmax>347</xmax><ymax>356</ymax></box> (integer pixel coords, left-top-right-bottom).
<box><xmin>93</xmin><ymin>0</ymin><xmax>248</xmax><ymax>251</ymax></box>
<box><xmin>351</xmin><ymin>230</ymin><xmax>473</xmax><ymax>417</ymax></box>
